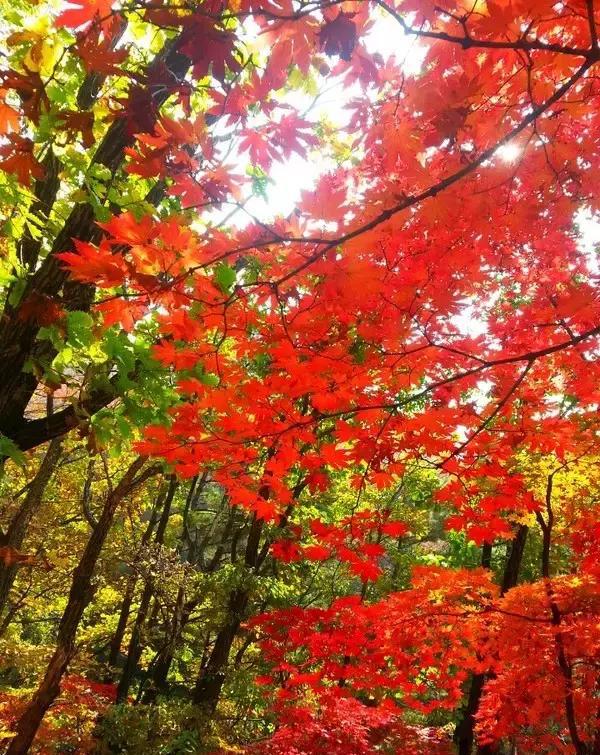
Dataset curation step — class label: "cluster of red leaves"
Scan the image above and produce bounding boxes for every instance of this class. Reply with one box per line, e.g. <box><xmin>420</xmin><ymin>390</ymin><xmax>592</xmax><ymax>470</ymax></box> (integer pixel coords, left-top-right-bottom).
<box><xmin>56</xmin><ymin>1</ymin><xmax>600</xmax><ymax>526</ymax></box>
<box><xmin>251</xmin><ymin>568</ymin><xmax>600</xmax><ymax>753</ymax></box>
<box><xmin>251</xmin><ymin>568</ymin><xmax>495</xmax><ymax>710</ymax></box>
<box><xmin>0</xmin><ymin>135</ymin><xmax>43</xmax><ymax>186</ymax></box>
<box><xmin>272</xmin><ymin>511</ymin><xmax>408</xmax><ymax>581</ymax></box>
<box><xmin>0</xmin><ymin>676</ymin><xmax>116</xmax><ymax>754</ymax></box>
<box><xmin>440</xmin><ymin>462</ymin><xmax>539</xmax><ymax>544</ymax></box>
<box><xmin>247</xmin><ymin>691</ymin><xmax>452</xmax><ymax>754</ymax></box>
<box><xmin>7</xmin><ymin>0</ymin><xmax>600</xmax><ymax>748</ymax></box>
<box><xmin>476</xmin><ymin>577</ymin><xmax>600</xmax><ymax>751</ymax></box>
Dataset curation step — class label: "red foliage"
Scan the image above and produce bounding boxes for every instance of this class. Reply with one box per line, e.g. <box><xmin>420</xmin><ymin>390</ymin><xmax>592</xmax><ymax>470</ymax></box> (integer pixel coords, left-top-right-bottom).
<box><xmin>50</xmin><ymin>0</ymin><xmax>600</xmax><ymax>749</ymax></box>
<box><xmin>0</xmin><ymin>676</ymin><xmax>115</xmax><ymax>753</ymax></box>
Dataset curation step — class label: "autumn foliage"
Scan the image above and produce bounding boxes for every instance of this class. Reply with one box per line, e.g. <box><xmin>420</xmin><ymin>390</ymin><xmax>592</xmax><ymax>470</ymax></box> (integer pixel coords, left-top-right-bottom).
<box><xmin>0</xmin><ymin>0</ymin><xmax>599</xmax><ymax>751</ymax></box>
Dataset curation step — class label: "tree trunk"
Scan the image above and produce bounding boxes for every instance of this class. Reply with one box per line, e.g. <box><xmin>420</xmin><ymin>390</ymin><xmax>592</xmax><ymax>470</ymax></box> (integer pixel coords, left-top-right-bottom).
<box><xmin>454</xmin><ymin>673</ymin><xmax>487</xmax><ymax>755</ymax></box>
<box><xmin>116</xmin><ymin>477</ymin><xmax>177</xmax><ymax>702</ymax></box>
<box><xmin>141</xmin><ymin>482</ymin><xmax>235</xmax><ymax>704</ymax></box>
<box><xmin>141</xmin><ymin>585</ymin><xmax>188</xmax><ymax>704</ymax></box>
<box><xmin>0</xmin><ymin>438</ymin><xmax>62</xmax><ymax>615</ymax></box>
<box><xmin>0</xmin><ymin>39</ymin><xmax>192</xmax><ymax>452</ymax></box>
<box><xmin>115</xmin><ymin>586</ymin><xmax>154</xmax><ymax>703</ymax></box>
<box><xmin>192</xmin><ymin>587</ymin><xmax>249</xmax><ymax>711</ymax></box>
<box><xmin>5</xmin><ymin>457</ymin><xmax>152</xmax><ymax>755</ymax></box>
<box><xmin>107</xmin><ymin>490</ymin><xmax>164</xmax><ymax>669</ymax></box>
<box><xmin>501</xmin><ymin>525</ymin><xmax>528</xmax><ymax>594</ymax></box>
<box><xmin>190</xmin><ymin>474</ymin><xmax>306</xmax><ymax>713</ymax></box>
<box><xmin>454</xmin><ymin>544</ymin><xmax>496</xmax><ymax>755</ymax></box>
<box><xmin>192</xmin><ymin>515</ymin><xmax>264</xmax><ymax>711</ymax></box>
<box><xmin>538</xmin><ymin>474</ymin><xmax>587</xmax><ymax>754</ymax></box>
<box><xmin>454</xmin><ymin>526</ymin><xmax>532</xmax><ymax>754</ymax></box>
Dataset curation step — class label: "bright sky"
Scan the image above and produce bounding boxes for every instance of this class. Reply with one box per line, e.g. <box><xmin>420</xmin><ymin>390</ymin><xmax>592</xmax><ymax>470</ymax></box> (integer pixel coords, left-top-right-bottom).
<box><xmin>228</xmin><ymin>13</ymin><xmax>424</xmax><ymax>222</ymax></box>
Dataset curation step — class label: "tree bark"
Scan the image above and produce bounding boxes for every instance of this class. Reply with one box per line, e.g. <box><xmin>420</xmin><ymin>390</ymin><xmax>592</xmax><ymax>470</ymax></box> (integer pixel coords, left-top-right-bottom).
<box><xmin>0</xmin><ymin>38</ymin><xmax>191</xmax><ymax>450</ymax></box>
<box><xmin>141</xmin><ymin>585</ymin><xmax>188</xmax><ymax>704</ymax></box>
<box><xmin>454</xmin><ymin>543</ymin><xmax>497</xmax><ymax>755</ymax></box>
<box><xmin>190</xmin><ymin>474</ymin><xmax>307</xmax><ymax>712</ymax></box>
<box><xmin>107</xmin><ymin>493</ymin><xmax>163</xmax><ymax>669</ymax></box>
<box><xmin>5</xmin><ymin>457</ymin><xmax>153</xmax><ymax>755</ymax></box>
<box><xmin>538</xmin><ymin>473</ymin><xmax>587</xmax><ymax>754</ymax></box>
<box><xmin>454</xmin><ymin>522</ymin><xmax>535</xmax><ymax>754</ymax></box>
<box><xmin>191</xmin><ymin>587</ymin><xmax>249</xmax><ymax>710</ymax></box>
<box><xmin>0</xmin><ymin>438</ymin><xmax>62</xmax><ymax>615</ymax></box>
<box><xmin>501</xmin><ymin>524</ymin><xmax>528</xmax><ymax>594</ymax></box>
<box><xmin>192</xmin><ymin>514</ymin><xmax>265</xmax><ymax>710</ymax></box>
<box><xmin>116</xmin><ymin>477</ymin><xmax>177</xmax><ymax>702</ymax></box>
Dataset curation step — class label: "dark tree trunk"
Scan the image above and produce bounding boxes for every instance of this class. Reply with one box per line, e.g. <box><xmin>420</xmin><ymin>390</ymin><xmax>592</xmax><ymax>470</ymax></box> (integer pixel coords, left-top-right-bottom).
<box><xmin>115</xmin><ymin>585</ymin><xmax>154</xmax><ymax>703</ymax></box>
<box><xmin>454</xmin><ymin>526</ymin><xmax>532</xmax><ymax>754</ymax></box>
<box><xmin>0</xmin><ymin>438</ymin><xmax>62</xmax><ymax>615</ymax></box>
<box><xmin>108</xmin><ymin>577</ymin><xmax>138</xmax><ymax>670</ymax></box>
<box><xmin>5</xmin><ymin>458</ymin><xmax>152</xmax><ymax>755</ymax></box>
<box><xmin>141</xmin><ymin>585</ymin><xmax>189</xmax><ymax>704</ymax></box>
<box><xmin>142</xmin><ymin>481</ymin><xmax>234</xmax><ymax>704</ymax></box>
<box><xmin>538</xmin><ymin>474</ymin><xmax>587</xmax><ymax>754</ymax></box>
<box><xmin>481</xmin><ymin>541</ymin><xmax>492</xmax><ymax>569</ymax></box>
<box><xmin>454</xmin><ymin>673</ymin><xmax>486</xmax><ymax>755</ymax></box>
<box><xmin>192</xmin><ymin>587</ymin><xmax>249</xmax><ymax>711</ymax></box>
<box><xmin>454</xmin><ymin>544</ymin><xmax>496</xmax><ymax>755</ymax></box>
<box><xmin>107</xmin><ymin>490</ymin><xmax>163</xmax><ymax>669</ymax></box>
<box><xmin>116</xmin><ymin>478</ymin><xmax>177</xmax><ymax>702</ymax></box>
<box><xmin>0</xmin><ymin>39</ymin><xmax>192</xmax><ymax>452</ymax></box>
<box><xmin>501</xmin><ymin>524</ymin><xmax>528</xmax><ymax>594</ymax></box>
<box><xmin>192</xmin><ymin>515</ymin><xmax>265</xmax><ymax>711</ymax></box>
<box><xmin>190</xmin><ymin>475</ymin><xmax>306</xmax><ymax>713</ymax></box>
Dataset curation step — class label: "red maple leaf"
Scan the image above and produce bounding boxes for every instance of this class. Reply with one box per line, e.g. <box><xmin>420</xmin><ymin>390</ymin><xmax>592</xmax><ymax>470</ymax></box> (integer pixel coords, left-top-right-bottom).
<box><xmin>18</xmin><ymin>293</ymin><xmax>64</xmax><ymax>326</ymax></box>
<box><xmin>0</xmin><ymin>135</ymin><xmax>43</xmax><ymax>185</ymax></box>
<box><xmin>318</xmin><ymin>12</ymin><xmax>357</xmax><ymax>61</ymax></box>
<box><xmin>56</xmin><ymin>0</ymin><xmax>114</xmax><ymax>30</ymax></box>
<box><xmin>76</xmin><ymin>24</ymin><xmax>127</xmax><ymax>74</ymax></box>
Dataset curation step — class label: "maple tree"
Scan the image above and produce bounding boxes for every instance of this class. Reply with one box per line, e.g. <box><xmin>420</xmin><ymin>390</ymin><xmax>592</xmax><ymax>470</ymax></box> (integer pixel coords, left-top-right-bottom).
<box><xmin>0</xmin><ymin>0</ymin><xmax>599</xmax><ymax>751</ymax></box>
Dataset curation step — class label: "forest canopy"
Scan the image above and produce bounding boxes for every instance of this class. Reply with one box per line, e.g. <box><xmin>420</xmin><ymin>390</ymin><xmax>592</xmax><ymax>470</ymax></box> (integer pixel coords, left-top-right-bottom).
<box><xmin>0</xmin><ymin>0</ymin><xmax>599</xmax><ymax>752</ymax></box>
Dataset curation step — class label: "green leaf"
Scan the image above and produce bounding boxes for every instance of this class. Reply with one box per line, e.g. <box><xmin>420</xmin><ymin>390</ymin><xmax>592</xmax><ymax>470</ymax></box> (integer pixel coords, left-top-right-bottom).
<box><xmin>7</xmin><ymin>278</ymin><xmax>27</xmax><ymax>307</ymax></box>
<box><xmin>38</xmin><ymin>324</ymin><xmax>63</xmax><ymax>350</ymax></box>
<box><xmin>214</xmin><ymin>263</ymin><xmax>236</xmax><ymax>294</ymax></box>
<box><xmin>67</xmin><ymin>311</ymin><xmax>94</xmax><ymax>348</ymax></box>
<box><xmin>0</xmin><ymin>433</ymin><xmax>26</xmax><ymax>467</ymax></box>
